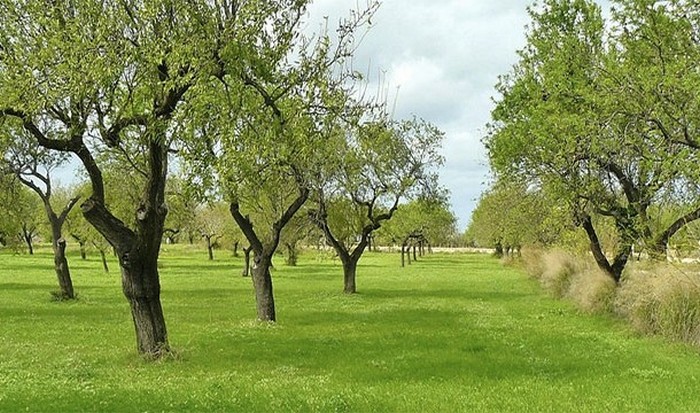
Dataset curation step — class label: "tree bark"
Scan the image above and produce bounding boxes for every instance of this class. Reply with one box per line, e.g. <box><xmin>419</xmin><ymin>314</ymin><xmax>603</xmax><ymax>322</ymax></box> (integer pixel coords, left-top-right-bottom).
<box><xmin>71</xmin><ymin>235</ymin><xmax>87</xmax><ymax>260</ymax></box>
<box><xmin>341</xmin><ymin>257</ymin><xmax>358</xmax><ymax>294</ymax></box>
<box><xmin>120</xmin><ymin>254</ymin><xmax>168</xmax><ymax>356</ymax></box>
<box><xmin>205</xmin><ymin>236</ymin><xmax>214</xmax><ymax>260</ymax></box>
<box><xmin>52</xmin><ymin>237</ymin><xmax>74</xmax><ymax>299</ymax></box>
<box><xmin>412</xmin><ymin>244</ymin><xmax>417</xmax><ymax>261</ymax></box>
<box><xmin>581</xmin><ymin>215</ymin><xmax>629</xmax><ymax>284</ymax></box>
<box><xmin>251</xmin><ymin>253</ymin><xmax>275</xmax><ymax>321</ymax></box>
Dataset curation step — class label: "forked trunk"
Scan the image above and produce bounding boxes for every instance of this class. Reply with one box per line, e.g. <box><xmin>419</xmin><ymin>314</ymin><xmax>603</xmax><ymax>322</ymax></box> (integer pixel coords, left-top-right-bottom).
<box><xmin>22</xmin><ymin>225</ymin><xmax>34</xmax><ymax>255</ymax></box>
<box><xmin>581</xmin><ymin>215</ymin><xmax>629</xmax><ymax>284</ymax></box>
<box><xmin>242</xmin><ymin>246</ymin><xmax>252</xmax><ymax>277</ymax></box>
<box><xmin>251</xmin><ymin>253</ymin><xmax>275</xmax><ymax>321</ymax></box>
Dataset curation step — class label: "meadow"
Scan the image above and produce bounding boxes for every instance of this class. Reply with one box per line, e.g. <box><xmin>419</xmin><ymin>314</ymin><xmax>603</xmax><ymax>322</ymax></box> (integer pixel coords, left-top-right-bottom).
<box><xmin>2</xmin><ymin>246</ymin><xmax>700</xmax><ymax>412</ymax></box>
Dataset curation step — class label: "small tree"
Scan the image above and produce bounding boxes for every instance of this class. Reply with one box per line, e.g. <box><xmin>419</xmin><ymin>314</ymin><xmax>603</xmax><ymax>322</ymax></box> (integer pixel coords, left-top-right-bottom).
<box><xmin>2</xmin><ymin>129</ymin><xmax>80</xmax><ymax>298</ymax></box>
<box><xmin>312</xmin><ymin>117</ymin><xmax>444</xmax><ymax>292</ymax></box>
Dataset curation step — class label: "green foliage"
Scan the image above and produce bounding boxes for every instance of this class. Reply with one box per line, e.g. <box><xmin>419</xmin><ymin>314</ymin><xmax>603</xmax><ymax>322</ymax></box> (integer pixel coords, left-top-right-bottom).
<box><xmin>0</xmin><ymin>176</ymin><xmax>43</xmax><ymax>250</ymax></box>
<box><xmin>379</xmin><ymin>198</ymin><xmax>457</xmax><ymax>247</ymax></box>
<box><xmin>466</xmin><ymin>180</ymin><xmax>577</xmax><ymax>250</ymax></box>
<box><xmin>3</xmin><ymin>248</ymin><xmax>700</xmax><ymax>411</ymax></box>
<box><xmin>485</xmin><ymin>0</ymin><xmax>700</xmax><ymax>274</ymax></box>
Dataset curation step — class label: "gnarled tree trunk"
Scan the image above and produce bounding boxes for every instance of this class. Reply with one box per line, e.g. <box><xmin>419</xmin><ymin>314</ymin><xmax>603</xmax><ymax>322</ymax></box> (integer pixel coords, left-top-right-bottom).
<box><xmin>251</xmin><ymin>253</ymin><xmax>275</xmax><ymax>321</ymax></box>
<box><xmin>52</xmin><ymin>236</ymin><xmax>74</xmax><ymax>299</ymax></box>
<box><xmin>341</xmin><ymin>256</ymin><xmax>358</xmax><ymax>294</ymax></box>
<box><xmin>581</xmin><ymin>215</ymin><xmax>630</xmax><ymax>284</ymax></box>
<box><xmin>118</xmin><ymin>246</ymin><xmax>168</xmax><ymax>356</ymax></box>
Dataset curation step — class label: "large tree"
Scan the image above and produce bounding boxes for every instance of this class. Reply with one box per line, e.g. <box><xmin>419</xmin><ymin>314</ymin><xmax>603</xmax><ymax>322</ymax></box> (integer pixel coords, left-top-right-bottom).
<box><xmin>0</xmin><ymin>0</ymin><xmax>248</xmax><ymax>356</ymax></box>
<box><xmin>485</xmin><ymin>0</ymin><xmax>700</xmax><ymax>282</ymax></box>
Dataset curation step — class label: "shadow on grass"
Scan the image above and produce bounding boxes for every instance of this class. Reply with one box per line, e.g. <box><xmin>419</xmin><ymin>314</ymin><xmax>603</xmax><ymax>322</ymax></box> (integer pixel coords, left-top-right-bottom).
<box><xmin>0</xmin><ymin>282</ymin><xmax>56</xmax><ymax>291</ymax></box>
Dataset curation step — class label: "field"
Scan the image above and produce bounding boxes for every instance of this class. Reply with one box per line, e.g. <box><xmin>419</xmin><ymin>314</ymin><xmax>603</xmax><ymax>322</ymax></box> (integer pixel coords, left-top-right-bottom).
<box><xmin>2</xmin><ymin>246</ymin><xmax>700</xmax><ymax>412</ymax></box>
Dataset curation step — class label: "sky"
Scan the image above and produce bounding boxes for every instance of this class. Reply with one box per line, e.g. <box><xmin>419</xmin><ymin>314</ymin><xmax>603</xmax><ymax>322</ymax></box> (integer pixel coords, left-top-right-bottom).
<box><xmin>306</xmin><ymin>0</ymin><xmax>610</xmax><ymax>230</ymax></box>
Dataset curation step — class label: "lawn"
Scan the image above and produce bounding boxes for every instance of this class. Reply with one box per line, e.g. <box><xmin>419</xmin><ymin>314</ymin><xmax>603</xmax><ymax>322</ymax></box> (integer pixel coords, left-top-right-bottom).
<box><xmin>1</xmin><ymin>246</ymin><xmax>700</xmax><ymax>412</ymax></box>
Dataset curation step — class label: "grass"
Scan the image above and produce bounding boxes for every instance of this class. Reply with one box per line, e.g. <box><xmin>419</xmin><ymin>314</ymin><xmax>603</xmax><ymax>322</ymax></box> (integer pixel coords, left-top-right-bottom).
<box><xmin>2</xmin><ymin>246</ymin><xmax>700</xmax><ymax>412</ymax></box>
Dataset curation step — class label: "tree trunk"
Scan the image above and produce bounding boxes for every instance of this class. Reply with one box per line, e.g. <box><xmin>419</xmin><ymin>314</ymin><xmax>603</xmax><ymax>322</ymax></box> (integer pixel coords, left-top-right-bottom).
<box><xmin>233</xmin><ymin>241</ymin><xmax>239</xmax><ymax>257</ymax></box>
<box><xmin>99</xmin><ymin>249</ymin><xmax>109</xmax><ymax>273</ymax></box>
<box><xmin>22</xmin><ymin>225</ymin><xmax>34</xmax><ymax>255</ymax></box>
<box><xmin>79</xmin><ymin>242</ymin><xmax>87</xmax><ymax>260</ymax></box>
<box><xmin>401</xmin><ymin>243</ymin><xmax>407</xmax><ymax>267</ymax></box>
<box><xmin>581</xmin><ymin>215</ymin><xmax>628</xmax><ymax>284</ymax></box>
<box><xmin>52</xmin><ymin>236</ymin><xmax>75</xmax><ymax>299</ymax></box>
<box><xmin>242</xmin><ymin>246</ymin><xmax>252</xmax><ymax>277</ymax></box>
<box><xmin>205</xmin><ymin>236</ymin><xmax>214</xmax><ymax>260</ymax></box>
<box><xmin>494</xmin><ymin>241</ymin><xmax>504</xmax><ymax>258</ymax></box>
<box><xmin>342</xmin><ymin>258</ymin><xmax>358</xmax><ymax>294</ymax></box>
<box><xmin>251</xmin><ymin>253</ymin><xmax>275</xmax><ymax>321</ymax></box>
<box><xmin>285</xmin><ymin>242</ymin><xmax>298</xmax><ymax>266</ymax></box>
<box><xmin>412</xmin><ymin>244</ymin><xmax>417</xmax><ymax>261</ymax></box>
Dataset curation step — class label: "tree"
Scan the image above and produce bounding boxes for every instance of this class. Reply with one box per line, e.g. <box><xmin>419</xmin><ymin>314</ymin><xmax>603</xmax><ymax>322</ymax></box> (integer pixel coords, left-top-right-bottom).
<box><xmin>0</xmin><ymin>0</ymin><xmax>244</xmax><ymax>357</ymax></box>
<box><xmin>485</xmin><ymin>0</ymin><xmax>700</xmax><ymax>282</ymax></box>
<box><xmin>0</xmin><ymin>174</ymin><xmax>42</xmax><ymax>252</ymax></box>
<box><xmin>2</xmin><ymin>126</ymin><xmax>81</xmax><ymax>299</ymax></box>
<box><xmin>312</xmin><ymin>117</ymin><xmax>445</xmax><ymax>292</ymax></box>
<box><xmin>379</xmin><ymin>197</ymin><xmax>456</xmax><ymax>267</ymax></box>
<box><xmin>466</xmin><ymin>180</ymin><xmax>575</xmax><ymax>255</ymax></box>
<box><xmin>164</xmin><ymin>176</ymin><xmax>199</xmax><ymax>244</ymax></box>
<box><xmin>65</xmin><ymin>198</ymin><xmax>112</xmax><ymax>273</ymax></box>
<box><xmin>196</xmin><ymin>201</ymin><xmax>233</xmax><ymax>261</ymax></box>
<box><xmin>182</xmin><ymin>1</ymin><xmax>378</xmax><ymax>321</ymax></box>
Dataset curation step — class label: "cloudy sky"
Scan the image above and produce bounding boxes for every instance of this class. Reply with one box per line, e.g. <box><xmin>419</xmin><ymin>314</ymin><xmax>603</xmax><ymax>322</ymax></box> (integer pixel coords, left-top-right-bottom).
<box><xmin>306</xmin><ymin>0</ymin><xmax>610</xmax><ymax>230</ymax></box>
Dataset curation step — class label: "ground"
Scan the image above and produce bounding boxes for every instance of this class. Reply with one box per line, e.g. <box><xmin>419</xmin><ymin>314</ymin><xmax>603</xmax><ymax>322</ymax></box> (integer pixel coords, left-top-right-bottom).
<box><xmin>1</xmin><ymin>246</ymin><xmax>699</xmax><ymax>412</ymax></box>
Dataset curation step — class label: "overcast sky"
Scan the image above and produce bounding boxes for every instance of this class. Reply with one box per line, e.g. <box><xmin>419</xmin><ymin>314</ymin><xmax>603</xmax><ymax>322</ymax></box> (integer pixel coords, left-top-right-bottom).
<box><xmin>306</xmin><ymin>0</ymin><xmax>610</xmax><ymax>230</ymax></box>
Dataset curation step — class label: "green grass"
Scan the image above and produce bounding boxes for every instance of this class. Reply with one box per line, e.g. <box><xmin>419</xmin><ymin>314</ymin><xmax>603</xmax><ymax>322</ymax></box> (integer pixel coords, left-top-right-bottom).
<box><xmin>2</xmin><ymin>246</ymin><xmax>700</xmax><ymax>412</ymax></box>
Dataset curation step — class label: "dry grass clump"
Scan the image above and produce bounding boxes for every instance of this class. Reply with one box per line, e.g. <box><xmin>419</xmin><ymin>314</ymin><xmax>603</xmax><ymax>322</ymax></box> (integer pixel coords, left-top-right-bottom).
<box><xmin>567</xmin><ymin>267</ymin><xmax>617</xmax><ymax>314</ymax></box>
<box><xmin>521</xmin><ymin>249</ymin><xmax>620</xmax><ymax>314</ymax></box>
<box><xmin>520</xmin><ymin>249</ymin><xmax>700</xmax><ymax>346</ymax></box>
<box><xmin>616</xmin><ymin>265</ymin><xmax>700</xmax><ymax>346</ymax></box>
